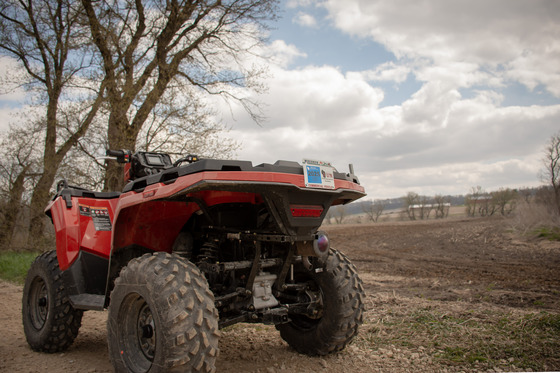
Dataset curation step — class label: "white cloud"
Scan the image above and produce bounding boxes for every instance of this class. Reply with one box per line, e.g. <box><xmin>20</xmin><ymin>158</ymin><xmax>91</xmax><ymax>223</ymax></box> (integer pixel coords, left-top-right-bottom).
<box><xmin>263</xmin><ymin>65</ymin><xmax>384</xmax><ymax>131</ymax></box>
<box><xmin>362</xmin><ymin>156</ymin><xmax>544</xmax><ymax>198</ymax></box>
<box><xmin>286</xmin><ymin>0</ymin><xmax>315</xmax><ymax>9</ymax></box>
<box><xmin>217</xmin><ymin>1</ymin><xmax>560</xmax><ymax>199</ymax></box>
<box><xmin>351</xmin><ymin>61</ymin><xmax>410</xmax><ymax>83</ymax></box>
<box><xmin>322</xmin><ymin>0</ymin><xmax>560</xmax><ymax>97</ymax></box>
<box><xmin>293</xmin><ymin>12</ymin><xmax>318</xmax><ymax>28</ymax></box>
<box><xmin>0</xmin><ymin>57</ymin><xmax>28</xmax><ymax>132</ymax></box>
<box><xmin>262</xmin><ymin>40</ymin><xmax>307</xmax><ymax>68</ymax></box>
<box><xmin>0</xmin><ymin>57</ymin><xmax>27</xmax><ymax>104</ymax></box>
<box><xmin>0</xmin><ymin>106</ymin><xmax>22</xmax><ymax>132</ymax></box>
<box><xmin>223</xmin><ymin>50</ymin><xmax>560</xmax><ymax>196</ymax></box>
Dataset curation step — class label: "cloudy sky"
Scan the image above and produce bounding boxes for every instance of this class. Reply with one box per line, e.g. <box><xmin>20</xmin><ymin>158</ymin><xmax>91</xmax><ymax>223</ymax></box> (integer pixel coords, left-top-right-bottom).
<box><xmin>222</xmin><ymin>0</ymin><xmax>560</xmax><ymax>199</ymax></box>
<box><xmin>1</xmin><ymin>0</ymin><xmax>559</xmax><ymax>199</ymax></box>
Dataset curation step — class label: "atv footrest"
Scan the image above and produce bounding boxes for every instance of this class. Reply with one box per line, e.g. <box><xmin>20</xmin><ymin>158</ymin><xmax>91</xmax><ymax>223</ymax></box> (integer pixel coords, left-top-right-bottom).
<box><xmin>69</xmin><ymin>294</ymin><xmax>105</xmax><ymax>311</ymax></box>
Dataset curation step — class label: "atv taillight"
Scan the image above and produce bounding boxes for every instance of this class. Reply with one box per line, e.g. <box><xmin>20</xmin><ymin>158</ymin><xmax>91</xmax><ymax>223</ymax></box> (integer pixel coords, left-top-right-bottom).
<box><xmin>290</xmin><ymin>205</ymin><xmax>323</xmax><ymax>218</ymax></box>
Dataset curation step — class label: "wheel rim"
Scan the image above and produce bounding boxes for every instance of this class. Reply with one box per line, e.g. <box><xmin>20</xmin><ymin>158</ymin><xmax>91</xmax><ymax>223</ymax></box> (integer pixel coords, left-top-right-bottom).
<box><xmin>137</xmin><ymin>302</ymin><xmax>156</xmax><ymax>361</ymax></box>
<box><xmin>28</xmin><ymin>277</ymin><xmax>49</xmax><ymax>330</ymax></box>
<box><xmin>117</xmin><ymin>293</ymin><xmax>157</xmax><ymax>373</ymax></box>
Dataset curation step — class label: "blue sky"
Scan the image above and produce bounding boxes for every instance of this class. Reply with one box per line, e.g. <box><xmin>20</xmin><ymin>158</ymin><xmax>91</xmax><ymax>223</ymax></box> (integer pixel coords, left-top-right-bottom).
<box><xmin>1</xmin><ymin>0</ymin><xmax>559</xmax><ymax>199</ymax></box>
<box><xmin>220</xmin><ymin>0</ymin><xmax>560</xmax><ymax>199</ymax></box>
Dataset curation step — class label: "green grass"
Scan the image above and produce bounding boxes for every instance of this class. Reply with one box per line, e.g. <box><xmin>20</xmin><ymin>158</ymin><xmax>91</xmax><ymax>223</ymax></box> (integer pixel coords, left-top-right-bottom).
<box><xmin>0</xmin><ymin>251</ymin><xmax>39</xmax><ymax>284</ymax></box>
<box><xmin>533</xmin><ymin>226</ymin><xmax>560</xmax><ymax>241</ymax></box>
<box><xmin>357</xmin><ymin>306</ymin><xmax>560</xmax><ymax>371</ymax></box>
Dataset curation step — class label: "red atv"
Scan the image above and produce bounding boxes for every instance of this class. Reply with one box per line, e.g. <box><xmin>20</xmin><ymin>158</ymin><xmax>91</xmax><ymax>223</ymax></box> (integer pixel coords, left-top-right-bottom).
<box><xmin>22</xmin><ymin>150</ymin><xmax>366</xmax><ymax>372</ymax></box>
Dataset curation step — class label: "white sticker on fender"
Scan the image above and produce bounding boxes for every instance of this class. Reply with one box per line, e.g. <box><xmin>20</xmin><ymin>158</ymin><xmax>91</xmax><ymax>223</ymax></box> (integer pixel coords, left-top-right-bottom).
<box><xmin>302</xmin><ymin>159</ymin><xmax>335</xmax><ymax>189</ymax></box>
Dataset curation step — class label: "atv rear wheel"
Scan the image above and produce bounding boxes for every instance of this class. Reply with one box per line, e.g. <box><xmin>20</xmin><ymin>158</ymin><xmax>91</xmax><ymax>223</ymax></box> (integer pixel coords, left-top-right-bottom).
<box><xmin>277</xmin><ymin>249</ymin><xmax>365</xmax><ymax>355</ymax></box>
<box><xmin>22</xmin><ymin>250</ymin><xmax>83</xmax><ymax>352</ymax></box>
<box><xmin>107</xmin><ymin>252</ymin><xmax>219</xmax><ymax>373</ymax></box>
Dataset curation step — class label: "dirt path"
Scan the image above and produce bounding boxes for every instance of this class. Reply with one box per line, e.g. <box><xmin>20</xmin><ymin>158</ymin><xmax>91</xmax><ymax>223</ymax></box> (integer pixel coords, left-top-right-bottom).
<box><xmin>0</xmin><ymin>276</ymin><xmax>435</xmax><ymax>373</ymax></box>
<box><xmin>1</xmin><ymin>217</ymin><xmax>559</xmax><ymax>372</ymax></box>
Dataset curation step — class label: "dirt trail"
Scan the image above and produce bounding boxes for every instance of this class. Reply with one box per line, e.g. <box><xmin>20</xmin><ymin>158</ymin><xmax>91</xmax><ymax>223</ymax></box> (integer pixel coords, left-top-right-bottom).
<box><xmin>0</xmin><ymin>279</ymin><xmax>430</xmax><ymax>373</ymax></box>
<box><xmin>1</xmin><ymin>217</ymin><xmax>559</xmax><ymax>372</ymax></box>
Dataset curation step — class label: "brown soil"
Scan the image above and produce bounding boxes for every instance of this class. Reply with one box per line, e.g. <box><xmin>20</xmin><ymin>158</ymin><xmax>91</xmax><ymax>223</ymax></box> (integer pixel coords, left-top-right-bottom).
<box><xmin>1</xmin><ymin>217</ymin><xmax>559</xmax><ymax>372</ymax></box>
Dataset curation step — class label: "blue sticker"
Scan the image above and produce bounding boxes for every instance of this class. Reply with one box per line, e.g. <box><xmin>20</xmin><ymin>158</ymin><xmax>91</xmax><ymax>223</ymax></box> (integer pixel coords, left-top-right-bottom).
<box><xmin>306</xmin><ymin>165</ymin><xmax>322</xmax><ymax>184</ymax></box>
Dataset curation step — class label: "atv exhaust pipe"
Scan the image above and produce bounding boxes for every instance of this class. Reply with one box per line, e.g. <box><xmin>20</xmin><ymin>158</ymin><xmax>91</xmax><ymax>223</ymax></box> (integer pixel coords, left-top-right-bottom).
<box><xmin>296</xmin><ymin>231</ymin><xmax>330</xmax><ymax>260</ymax></box>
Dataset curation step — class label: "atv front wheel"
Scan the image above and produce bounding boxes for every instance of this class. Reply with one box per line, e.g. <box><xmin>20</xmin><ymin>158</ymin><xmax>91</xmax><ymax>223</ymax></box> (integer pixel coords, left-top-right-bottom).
<box><xmin>277</xmin><ymin>249</ymin><xmax>365</xmax><ymax>355</ymax></box>
<box><xmin>22</xmin><ymin>250</ymin><xmax>83</xmax><ymax>352</ymax></box>
<box><xmin>107</xmin><ymin>252</ymin><xmax>219</xmax><ymax>373</ymax></box>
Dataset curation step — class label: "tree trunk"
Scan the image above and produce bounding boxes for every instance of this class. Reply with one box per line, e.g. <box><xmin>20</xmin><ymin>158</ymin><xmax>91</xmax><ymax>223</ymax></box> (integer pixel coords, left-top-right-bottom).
<box><xmin>0</xmin><ymin>166</ymin><xmax>29</xmax><ymax>247</ymax></box>
<box><xmin>27</xmin><ymin>95</ymin><xmax>62</xmax><ymax>246</ymax></box>
<box><xmin>28</xmin><ymin>166</ymin><xmax>58</xmax><ymax>245</ymax></box>
<box><xmin>555</xmin><ymin>186</ymin><xmax>560</xmax><ymax>216</ymax></box>
<box><xmin>103</xmin><ymin>111</ymin><xmax>140</xmax><ymax>192</ymax></box>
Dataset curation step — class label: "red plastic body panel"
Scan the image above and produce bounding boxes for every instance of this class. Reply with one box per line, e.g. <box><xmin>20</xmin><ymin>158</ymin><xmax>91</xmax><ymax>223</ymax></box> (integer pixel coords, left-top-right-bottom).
<box><xmin>113</xmin><ymin>191</ymin><xmax>262</xmax><ymax>252</ymax></box>
<box><xmin>47</xmin><ymin>169</ymin><xmax>365</xmax><ymax>270</ymax></box>
<box><xmin>46</xmin><ymin>196</ymin><xmax>118</xmax><ymax>271</ymax></box>
<box><xmin>111</xmin><ymin>171</ymin><xmax>363</xmax><ymax>251</ymax></box>
<box><xmin>115</xmin><ymin>171</ymin><xmax>363</xmax><ymax>211</ymax></box>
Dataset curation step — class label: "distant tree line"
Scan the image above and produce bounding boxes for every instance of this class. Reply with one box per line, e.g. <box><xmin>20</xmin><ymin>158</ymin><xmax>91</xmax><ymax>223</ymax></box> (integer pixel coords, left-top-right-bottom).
<box><xmin>465</xmin><ymin>186</ymin><xmax>518</xmax><ymax>217</ymax></box>
<box><xmin>327</xmin><ymin>193</ymin><xmax>456</xmax><ymax>224</ymax></box>
<box><xmin>400</xmin><ymin>192</ymin><xmax>451</xmax><ymax>220</ymax></box>
<box><xmin>326</xmin><ymin>184</ymin><xmax>558</xmax><ymax>225</ymax></box>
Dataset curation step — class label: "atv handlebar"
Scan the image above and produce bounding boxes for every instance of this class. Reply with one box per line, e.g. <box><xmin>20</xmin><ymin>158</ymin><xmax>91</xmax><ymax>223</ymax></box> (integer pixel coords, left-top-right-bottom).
<box><xmin>173</xmin><ymin>154</ymin><xmax>199</xmax><ymax>167</ymax></box>
<box><xmin>104</xmin><ymin>150</ymin><xmax>200</xmax><ymax>183</ymax></box>
<box><xmin>106</xmin><ymin>149</ymin><xmax>124</xmax><ymax>157</ymax></box>
<box><xmin>105</xmin><ymin>149</ymin><xmax>132</xmax><ymax>164</ymax></box>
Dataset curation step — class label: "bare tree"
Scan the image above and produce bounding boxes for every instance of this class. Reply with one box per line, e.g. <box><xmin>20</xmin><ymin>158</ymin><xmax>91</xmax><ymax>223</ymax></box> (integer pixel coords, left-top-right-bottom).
<box><xmin>81</xmin><ymin>0</ymin><xmax>278</xmax><ymax>191</ymax></box>
<box><xmin>0</xmin><ymin>0</ymin><xmax>106</xmax><ymax>241</ymax></box>
<box><xmin>402</xmin><ymin>191</ymin><xmax>419</xmax><ymax>220</ymax></box>
<box><xmin>540</xmin><ymin>132</ymin><xmax>560</xmax><ymax>215</ymax></box>
<box><xmin>477</xmin><ymin>193</ymin><xmax>494</xmax><ymax>216</ymax></box>
<box><xmin>518</xmin><ymin>188</ymin><xmax>533</xmax><ymax>204</ymax></box>
<box><xmin>419</xmin><ymin>195</ymin><xmax>432</xmax><ymax>220</ymax></box>
<box><xmin>0</xmin><ymin>123</ymin><xmax>43</xmax><ymax>247</ymax></box>
<box><xmin>491</xmin><ymin>188</ymin><xmax>517</xmax><ymax>216</ymax></box>
<box><xmin>69</xmin><ymin>86</ymin><xmax>241</xmax><ymax>190</ymax></box>
<box><xmin>465</xmin><ymin>186</ymin><xmax>483</xmax><ymax>217</ymax></box>
<box><xmin>362</xmin><ymin>199</ymin><xmax>386</xmax><ymax>222</ymax></box>
<box><xmin>433</xmin><ymin>194</ymin><xmax>450</xmax><ymax>219</ymax></box>
<box><xmin>331</xmin><ymin>205</ymin><xmax>347</xmax><ymax>225</ymax></box>
<box><xmin>402</xmin><ymin>192</ymin><xmax>432</xmax><ymax>220</ymax></box>
<box><xmin>136</xmin><ymin>87</ymin><xmax>240</xmax><ymax>158</ymax></box>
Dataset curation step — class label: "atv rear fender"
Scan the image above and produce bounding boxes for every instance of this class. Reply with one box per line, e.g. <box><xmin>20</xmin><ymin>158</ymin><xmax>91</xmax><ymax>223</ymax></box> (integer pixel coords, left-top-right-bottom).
<box><xmin>111</xmin><ymin>160</ymin><xmax>365</xmax><ymax>254</ymax></box>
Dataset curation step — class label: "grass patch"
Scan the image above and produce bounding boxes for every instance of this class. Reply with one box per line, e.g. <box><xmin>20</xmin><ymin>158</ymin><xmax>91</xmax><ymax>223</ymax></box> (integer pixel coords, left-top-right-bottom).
<box><xmin>533</xmin><ymin>226</ymin><xmax>560</xmax><ymax>241</ymax></box>
<box><xmin>357</xmin><ymin>305</ymin><xmax>560</xmax><ymax>371</ymax></box>
<box><xmin>0</xmin><ymin>251</ymin><xmax>39</xmax><ymax>284</ymax></box>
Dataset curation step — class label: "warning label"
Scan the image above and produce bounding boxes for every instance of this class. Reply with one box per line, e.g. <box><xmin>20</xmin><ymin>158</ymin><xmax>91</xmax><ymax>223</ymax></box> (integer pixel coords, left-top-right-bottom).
<box><xmin>79</xmin><ymin>204</ymin><xmax>91</xmax><ymax>216</ymax></box>
<box><xmin>79</xmin><ymin>204</ymin><xmax>112</xmax><ymax>231</ymax></box>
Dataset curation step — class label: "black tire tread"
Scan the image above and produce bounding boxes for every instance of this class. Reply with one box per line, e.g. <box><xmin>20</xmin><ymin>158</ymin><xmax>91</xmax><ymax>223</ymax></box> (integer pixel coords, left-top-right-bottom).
<box><xmin>108</xmin><ymin>252</ymin><xmax>219</xmax><ymax>373</ymax></box>
<box><xmin>22</xmin><ymin>250</ymin><xmax>83</xmax><ymax>353</ymax></box>
<box><xmin>278</xmin><ymin>248</ymin><xmax>365</xmax><ymax>356</ymax></box>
